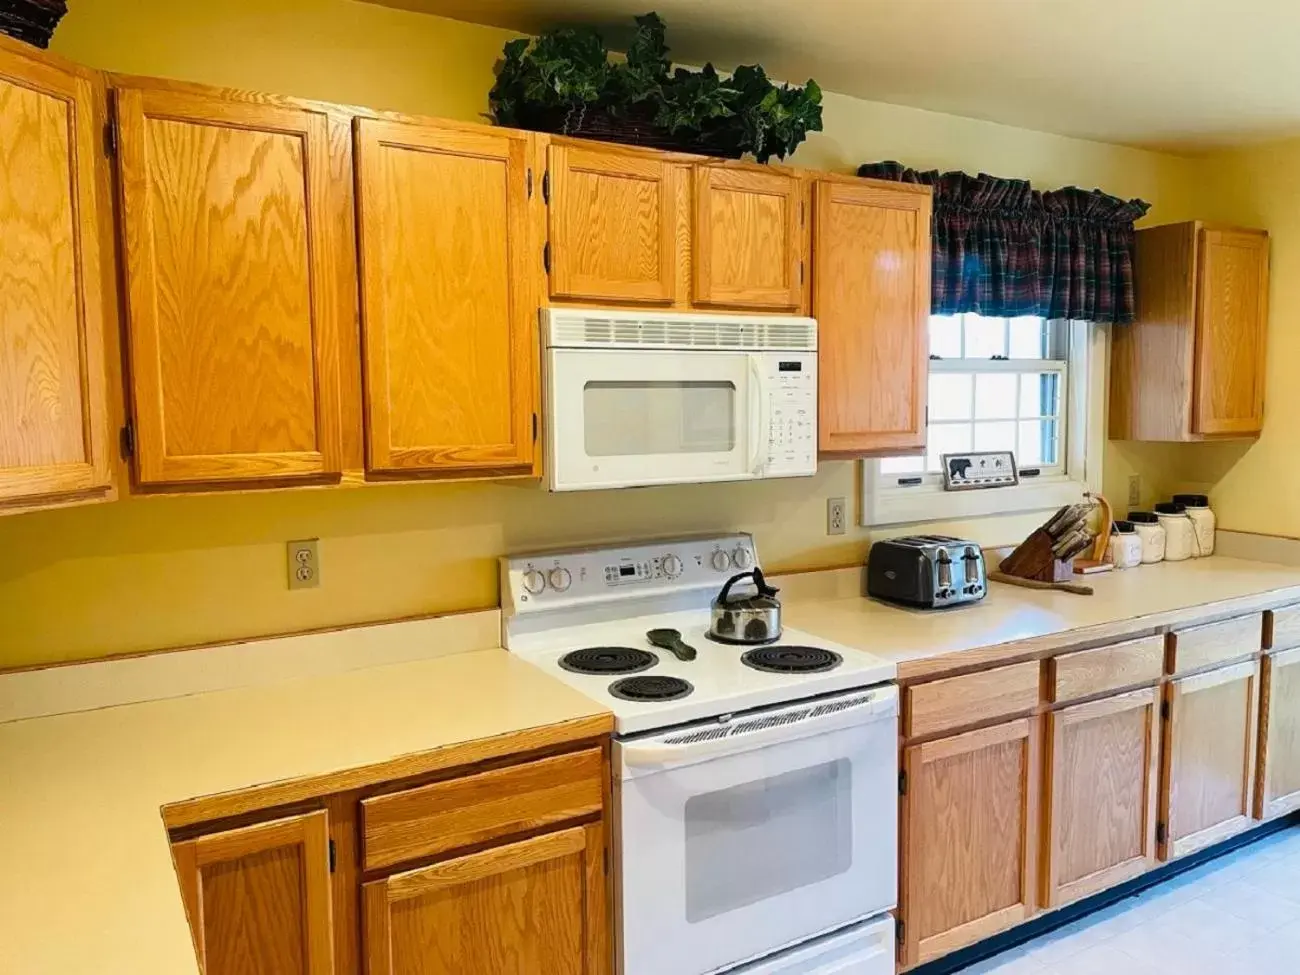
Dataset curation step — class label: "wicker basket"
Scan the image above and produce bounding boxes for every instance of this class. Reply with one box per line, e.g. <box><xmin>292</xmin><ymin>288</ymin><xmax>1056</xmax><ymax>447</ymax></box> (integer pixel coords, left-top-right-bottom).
<box><xmin>522</xmin><ymin>105</ymin><xmax>745</xmax><ymax>159</ymax></box>
<box><xmin>0</xmin><ymin>0</ymin><xmax>67</xmax><ymax>48</ymax></box>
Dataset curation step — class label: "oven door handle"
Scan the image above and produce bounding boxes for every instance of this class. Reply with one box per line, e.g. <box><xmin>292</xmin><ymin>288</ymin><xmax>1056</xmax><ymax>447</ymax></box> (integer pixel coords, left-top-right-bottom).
<box><xmin>747</xmin><ymin>354</ymin><xmax>768</xmax><ymax>476</ymax></box>
<box><xmin>620</xmin><ymin>686</ymin><xmax>897</xmax><ymax>772</ymax></box>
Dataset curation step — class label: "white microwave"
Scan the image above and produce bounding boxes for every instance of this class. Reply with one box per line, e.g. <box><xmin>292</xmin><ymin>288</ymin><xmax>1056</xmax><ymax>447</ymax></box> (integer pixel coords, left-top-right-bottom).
<box><xmin>543</xmin><ymin>309</ymin><xmax>818</xmax><ymax>492</ymax></box>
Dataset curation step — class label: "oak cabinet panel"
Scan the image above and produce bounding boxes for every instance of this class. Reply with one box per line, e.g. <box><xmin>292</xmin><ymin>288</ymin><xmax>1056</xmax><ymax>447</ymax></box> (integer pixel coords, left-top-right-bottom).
<box><xmin>812</xmin><ymin>178</ymin><xmax>931</xmax><ymax>456</ymax></box>
<box><xmin>172</xmin><ymin>810</ymin><xmax>335</xmax><ymax>975</ymax></box>
<box><xmin>115</xmin><ymin>85</ymin><xmax>348</xmax><ymax>486</ymax></box>
<box><xmin>354</xmin><ymin>118</ymin><xmax>539</xmax><ymax>476</ymax></box>
<box><xmin>1194</xmin><ymin>229</ymin><xmax>1269</xmax><ymax>435</ymax></box>
<box><xmin>1160</xmin><ymin>660</ymin><xmax>1260</xmax><ymax>860</ymax></box>
<box><xmin>1042</xmin><ymin>689</ymin><xmax>1161</xmax><ymax>908</ymax></box>
<box><xmin>364</xmin><ymin>824</ymin><xmax>609</xmax><ymax>975</ymax></box>
<box><xmin>1257</xmin><ymin>646</ymin><xmax>1300</xmax><ymax>820</ymax></box>
<box><xmin>0</xmin><ymin>43</ymin><xmax>112</xmax><ymax>511</ymax></box>
<box><xmin>900</xmin><ymin>717</ymin><xmax>1039</xmax><ymax>967</ymax></box>
<box><xmin>548</xmin><ymin>142</ymin><xmax>679</xmax><ymax>305</ymax></box>
<box><xmin>693</xmin><ymin>165</ymin><xmax>804</xmax><ymax>311</ymax></box>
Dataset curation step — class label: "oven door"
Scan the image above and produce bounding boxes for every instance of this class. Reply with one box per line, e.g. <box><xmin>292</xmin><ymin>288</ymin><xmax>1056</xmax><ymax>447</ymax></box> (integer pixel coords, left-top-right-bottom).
<box><xmin>546</xmin><ymin>348</ymin><xmax>766</xmax><ymax>491</ymax></box>
<box><xmin>614</xmin><ymin>687</ymin><xmax>898</xmax><ymax>975</ymax></box>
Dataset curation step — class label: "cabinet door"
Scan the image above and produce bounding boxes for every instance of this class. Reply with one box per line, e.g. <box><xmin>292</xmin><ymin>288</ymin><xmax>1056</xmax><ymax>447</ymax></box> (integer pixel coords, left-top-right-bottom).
<box><xmin>1257</xmin><ymin>647</ymin><xmax>1300</xmax><ymax>820</ymax></box>
<box><xmin>355</xmin><ymin>119</ymin><xmax>539</xmax><ymax>476</ymax></box>
<box><xmin>900</xmin><ymin>717</ymin><xmax>1040</xmax><ymax>968</ymax></box>
<box><xmin>813</xmin><ymin>179</ymin><xmax>931</xmax><ymax>456</ymax></box>
<box><xmin>693</xmin><ymin>166</ymin><xmax>804</xmax><ymax>310</ymax></box>
<box><xmin>1043</xmin><ymin>689</ymin><xmax>1161</xmax><ymax>908</ymax></box>
<box><xmin>172</xmin><ymin>810</ymin><xmax>335</xmax><ymax>975</ymax></box>
<box><xmin>115</xmin><ymin>86</ymin><xmax>347</xmax><ymax>486</ymax></box>
<box><xmin>364</xmin><ymin>824</ymin><xmax>609</xmax><ymax>975</ymax></box>
<box><xmin>1160</xmin><ymin>660</ymin><xmax>1260</xmax><ymax>860</ymax></box>
<box><xmin>0</xmin><ymin>45</ymin><xmax>112</xmax><ymax>509</ymax></box>
<box><xmin>548</xmin><ymin>143</ymin><xmax>679</xmax><ymax>305</ymax></box>
<box><xmin>1193</xmin><ymin>227</ymin><xmax>1268</xmax><ymax>436</ymax></box>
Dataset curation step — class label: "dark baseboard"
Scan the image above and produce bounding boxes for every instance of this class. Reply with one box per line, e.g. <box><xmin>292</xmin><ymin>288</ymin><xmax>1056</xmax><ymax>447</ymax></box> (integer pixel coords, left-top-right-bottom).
<box><xmin>911</xmin><ymin>812</ymin><xmax>1300</xmax><ymax>975</ymax></box>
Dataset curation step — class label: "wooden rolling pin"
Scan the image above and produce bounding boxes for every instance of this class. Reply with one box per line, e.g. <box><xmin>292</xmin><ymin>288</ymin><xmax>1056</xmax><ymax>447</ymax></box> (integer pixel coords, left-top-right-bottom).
<box><xmin>989</xmin><ymin>570</ymin><xmax>1094</xmax><ymax>596</ymax></box>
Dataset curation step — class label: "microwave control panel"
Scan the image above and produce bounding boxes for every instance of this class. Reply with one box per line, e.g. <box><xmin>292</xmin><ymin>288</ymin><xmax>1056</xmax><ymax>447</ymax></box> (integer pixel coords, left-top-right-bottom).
<box><xmin>762</xmin><ymin>354</ymin><xmax>817</xmax><ymax>476</ymax></box>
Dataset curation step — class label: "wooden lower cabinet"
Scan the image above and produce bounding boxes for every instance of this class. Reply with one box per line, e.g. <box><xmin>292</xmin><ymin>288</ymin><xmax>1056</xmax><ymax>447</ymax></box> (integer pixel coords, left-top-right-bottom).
<box><xmin>364</xmin><ymin>823</ymin><xmax>608</xmax><ymax>975</ymax></box>
<box><xmin>1257</xmin><ymin>646</ymin><xmax>1300</xmax><ymax>819</ymax></box>
<box><xmin>172</xmin><ymin>810</ymin><xmax>335</xmax><ymax>975</ymax></box>
<box><xmin>1042</xmin><ymin>689</ymin><xmax>1162</xmax><ymax>908</ymax></box>
<box><xmin>899</xmin><ymin>717</ymin><xmax>1040</xmax><ymax>968</ymax></box>
<box><xmin>1160</xmin><ymin>660</ymin><xmax>1260</xmax><ymax>860</ymax></box>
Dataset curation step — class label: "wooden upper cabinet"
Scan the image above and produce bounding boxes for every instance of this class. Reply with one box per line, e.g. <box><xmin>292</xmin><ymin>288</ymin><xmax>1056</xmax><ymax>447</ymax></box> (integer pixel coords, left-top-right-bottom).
<box><xmin>813</xmin><ymin>177</ymin><xmax>931</xmax><ymax>457</ymax></box>
<box><xmin>114</xmin><ymin>84</ymin><xmax>348</xmax><ymax>486</ymax></box>
<box><xmin>0</xmin><ymin>42</ymin><xmax>113</xmax><ymax>512</ymax></box>
<box><xmin>548</xmin><ymin>142</ymin><xmax>680</xmax><ymax>305</ymax></box>
<box><xmin>1160</xmin><ymin>660</ymin><xmax>1260</xmax><ymax>860</ymax></box>
<box><xmin>693</xmin><ymin>166</ymin><xmax>805</xmax><ymax>311</ymax></box>
<box><xmin>899</xmin><ymin>717</ymin><xmax>1039</xmax><ymax>968</ymax></box>
<box><xmin>354</xmin><ymin>118</ymin><xmax>539</xmax><ymax>476</ymax></box>
<box><xmin>364</xmin><ymin>823</ymin><xmax>608</xmax><ymax>975</ymax></box>
<box><xmin>1109</xmin><ymin>222</ymin><xmax>1269</xmax><ymax>442</ymax></box>
<box><xmin>172</xmin><ymin>810</ymin><xmax>335</xmax><ymax>975</ymax></box>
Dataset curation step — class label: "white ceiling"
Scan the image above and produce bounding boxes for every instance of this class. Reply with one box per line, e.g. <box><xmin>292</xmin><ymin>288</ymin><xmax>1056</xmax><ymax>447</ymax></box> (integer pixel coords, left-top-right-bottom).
<box><xmin>365</xmin><ymin>0</ymin><xmax>1300</xmax><ymax>152</ymax></box>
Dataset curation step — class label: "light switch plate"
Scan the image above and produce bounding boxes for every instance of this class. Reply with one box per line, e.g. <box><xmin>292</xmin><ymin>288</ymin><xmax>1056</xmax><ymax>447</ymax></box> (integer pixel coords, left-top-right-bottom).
<box><xmin>287</xmin><ymin>539</ymin><xmax>320</xmax><ymax>590</ymax></box>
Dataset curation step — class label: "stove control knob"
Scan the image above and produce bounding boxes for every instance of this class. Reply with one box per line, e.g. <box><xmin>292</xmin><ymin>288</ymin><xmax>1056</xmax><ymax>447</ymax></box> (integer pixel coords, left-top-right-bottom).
<box><xmin>731</xmin><ymin>546</ymin><xmax>754</xmax><ymax>570</ymax></box>
<box><xmin>662</xmin><ymin>554</ymin><xmax>684</xmax><ymax>578</ymax></box>
<box><xmin>711</xmin><ymin>550</ymin><xmax>732</xmax><ymax>571</ymax></box>
<box><xmin>548</xmin><ymin>567</ymin><xmax>572</xmax><ymax>592</ymax></box>
<box><xmin>522</xmin><ymin>569</ymin><xmax>547</xmax><ymax>595</ymax></box>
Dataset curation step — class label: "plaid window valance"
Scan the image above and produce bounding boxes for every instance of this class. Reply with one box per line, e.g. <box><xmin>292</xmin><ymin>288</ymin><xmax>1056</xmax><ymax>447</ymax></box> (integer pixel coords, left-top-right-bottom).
<box><xmin>858</xmin><ymin>162</ymin><xmax>1151</xmax><ymax>325</ymax></box>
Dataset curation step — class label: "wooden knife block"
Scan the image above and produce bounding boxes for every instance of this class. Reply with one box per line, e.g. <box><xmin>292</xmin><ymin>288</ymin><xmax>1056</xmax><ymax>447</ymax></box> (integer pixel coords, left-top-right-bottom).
<box><xmin>999</xmin><ymin>529</ymin><xmax>1076</xmax><ymax>583</ymax></box>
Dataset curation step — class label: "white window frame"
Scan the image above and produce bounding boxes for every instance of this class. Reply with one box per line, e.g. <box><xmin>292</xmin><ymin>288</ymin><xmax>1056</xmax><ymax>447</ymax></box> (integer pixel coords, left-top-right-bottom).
<box><xmin>860</xmin><ymin>320</ymin><xmax>1105</xmax><ymax>527</ymax></box>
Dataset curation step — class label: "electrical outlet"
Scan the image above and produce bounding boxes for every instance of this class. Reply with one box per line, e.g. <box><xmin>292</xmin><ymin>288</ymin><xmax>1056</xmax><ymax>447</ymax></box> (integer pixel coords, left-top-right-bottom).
<box><xmin>827</xmin><ymin>497</ymin><xmax>847</xmax><ymax>536</ymax></box>
<box><xmin>1128</xmin><ymin>474</ymin><xmax>1142</xmax><ymax>508</ymax></box>
<box><xmin>287</xmin><ymin>539</ymin><xmax>320</xmax><ymax>590</ymax></box>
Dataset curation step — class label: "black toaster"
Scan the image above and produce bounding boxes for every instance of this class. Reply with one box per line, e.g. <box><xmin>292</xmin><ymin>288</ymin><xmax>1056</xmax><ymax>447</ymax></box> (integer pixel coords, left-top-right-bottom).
<box><xmin>867</xmin><ymin>536</ymin><xmax>987</xmax><ymax>608</ymax></box>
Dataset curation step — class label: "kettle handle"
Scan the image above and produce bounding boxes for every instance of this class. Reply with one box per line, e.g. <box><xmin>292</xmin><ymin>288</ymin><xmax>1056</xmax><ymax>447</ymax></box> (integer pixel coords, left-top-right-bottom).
<box><xmin>717</xmin><ymin>568</ymin><xmax>780</xmax><ymax>604</ymax></box>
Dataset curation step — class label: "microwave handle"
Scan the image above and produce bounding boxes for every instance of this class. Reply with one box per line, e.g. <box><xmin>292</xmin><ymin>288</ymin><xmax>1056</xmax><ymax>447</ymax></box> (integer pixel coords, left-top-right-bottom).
<box><xmin>747</xmin><ymin>355</ymin><xmax>769</xmax><ymax>475</ymax></box>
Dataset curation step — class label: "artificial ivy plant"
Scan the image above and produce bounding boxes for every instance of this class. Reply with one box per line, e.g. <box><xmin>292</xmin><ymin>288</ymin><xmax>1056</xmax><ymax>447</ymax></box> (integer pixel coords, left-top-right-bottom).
<box><xmin>489</xmin><ymin>12</ymin><xmax>823</xmax><ymax>163</ymax></box>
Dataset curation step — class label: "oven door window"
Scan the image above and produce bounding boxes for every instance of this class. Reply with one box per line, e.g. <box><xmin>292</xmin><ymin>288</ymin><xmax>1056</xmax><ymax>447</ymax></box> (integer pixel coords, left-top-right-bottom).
<box><xmin>583</xmin><ymin>380</ymin><xmax>736</xmax><ymax>457</ymax></box>
<box><xmin>684</xmin><ymin>759</ymin><xmax>853</xmax><ymax>923</ymax></box>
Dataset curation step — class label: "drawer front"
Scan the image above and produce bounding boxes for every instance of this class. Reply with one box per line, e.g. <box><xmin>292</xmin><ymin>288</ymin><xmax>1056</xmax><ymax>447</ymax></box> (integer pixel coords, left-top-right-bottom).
<box><xmin>362</xmin><ymin>748</ymin><xmax>603</xmax><ymax>871</ymax></box>
<box><xmin>1049</xmin><ymin>636</ymin><xmax>1165</xmax><ymax>704</ymax></box>
<box><xmin>906</xmin><ymin>661</ymin><xmax>1041</xmax><ymax>739</ymax></box>
<box><xmin>1171</xmin><ymin>614</ymin><xmax>1263</xmax><ymax>677</ymax></box>
<box><xmin>1268</xmin><ymin>604</ymin><xmax>1300</xmax><ymax>652</ymax></box>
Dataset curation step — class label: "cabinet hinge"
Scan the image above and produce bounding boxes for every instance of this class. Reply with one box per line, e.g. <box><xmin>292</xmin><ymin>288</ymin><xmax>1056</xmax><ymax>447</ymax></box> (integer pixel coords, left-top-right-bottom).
<box><xmin>799</xmin><ymin>260</ymin><xmax>805</xmax><ymax>285</ymax></box>
<box><xmin>800</xmin><ymin>200</ymin><xmax>806</xmax><ymax>226</ymax></box>
<box><xmin>542</xmin><ymin>170</ymin><xmax>551</xmax><ymax>204</ymax></box>
<box><xmin>543</xmin><ymin>241</ymin><xmax>552</xmax><ymax>274</ymax></box>
<box><xmin>103</xmin><ymin>120</ymin><xmax>117</xmax><ymax>157</ymax></box>
<box><xmin>532</xmin><ymin>412</ymin><xmax>539</xmax><ymax>442</ymax></box>
<box><xmin>896</xmin><ymin>920</ymin><xmax>905</xmax><ymax>946</ymax></box>
<box><xmin>119</xmin><ymin>423</ymin><xmax>135</xmax><ymax>459</ymax></box>
<box><xmin>328</xmin><ymin>839</ymin><xmax>336</xmax><ymax>873</ymax></box>
<box><xmin>1156</xmin><ymin>822</ymin><xmax>1167</xmax><ymax>846</ymax></box>
<box><xmin>1160</xmin><ymin>701</ymin><xmax>1171</xmax><ymax>720</ymax></box>
<box><xmin>898</xmin><ymin>769</ymin><xmax>908</xmax><ymax>796</ymax></box>
<box><xmin>526</xmin><ymin>167</ymin><xmax>533</xmax><ymax>199</ymax></box>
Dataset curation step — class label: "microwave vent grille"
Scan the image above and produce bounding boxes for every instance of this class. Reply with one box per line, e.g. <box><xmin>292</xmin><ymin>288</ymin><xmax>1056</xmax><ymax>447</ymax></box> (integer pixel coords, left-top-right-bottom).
<box><xmin>548</xmin><ymin>313</ymin><xmax>816</xmax><ymax>351</ymax></box>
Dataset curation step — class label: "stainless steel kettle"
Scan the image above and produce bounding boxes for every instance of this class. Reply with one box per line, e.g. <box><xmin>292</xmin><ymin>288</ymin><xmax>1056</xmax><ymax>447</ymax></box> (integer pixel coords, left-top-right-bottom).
<box><xmin>709</xmin><ymin>568</ymin><xmax>782</xmax><ymax>645</ymax></box>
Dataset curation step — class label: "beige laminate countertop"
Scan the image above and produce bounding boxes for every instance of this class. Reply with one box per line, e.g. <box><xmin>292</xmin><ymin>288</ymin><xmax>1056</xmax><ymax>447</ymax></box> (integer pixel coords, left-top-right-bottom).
<box><xmin>784</xmin><ymin>556</ymin><xmax>1300</xmax><ymax>681</ymax></box>
<box><xmin>0</xmin><ymin>648</ymin><xmax>610</xmax><ymax>975</ymax></box>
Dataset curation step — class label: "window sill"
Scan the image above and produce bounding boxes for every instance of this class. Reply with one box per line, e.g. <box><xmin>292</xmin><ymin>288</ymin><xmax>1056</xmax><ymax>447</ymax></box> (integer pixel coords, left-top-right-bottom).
<box><xmin>861</xmin><ymin>476</ymin><xmax>1088</xmax><ymax>528</ymax></box>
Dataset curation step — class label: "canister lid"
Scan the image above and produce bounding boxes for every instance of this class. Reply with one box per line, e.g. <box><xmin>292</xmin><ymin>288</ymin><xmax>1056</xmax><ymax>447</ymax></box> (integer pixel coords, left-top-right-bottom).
<box><xmin>1154</xmin><ymin>502</ymin><xmax>1186</xmax><ymax>515</ymax></box>
<box><xmin>1128</xmin><ymin>511</ymin><xmax>1159</xmax><ymax>524</ymax></box>
<box><xmin>1112</xmin><ymin>520</ymin><xmax>1136</xmax><ymax>533</ymax></box>
<box><xmin>1172</xmin><ymin>494</ymin><xmax>1209</xmax><ymax>508</ymax></box>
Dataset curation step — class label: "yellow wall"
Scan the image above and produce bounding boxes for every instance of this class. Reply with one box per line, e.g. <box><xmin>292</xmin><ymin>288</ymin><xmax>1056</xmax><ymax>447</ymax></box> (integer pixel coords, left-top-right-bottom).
<box><xmin>0</xmin><ymin>0</ymin><xmax>1199</xmax><ymax>668</ymax></box>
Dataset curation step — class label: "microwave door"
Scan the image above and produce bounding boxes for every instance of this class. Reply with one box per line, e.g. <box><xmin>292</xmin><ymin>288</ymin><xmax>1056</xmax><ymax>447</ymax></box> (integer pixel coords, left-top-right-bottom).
<box><xmin>547</xmin><ymin>349</ymin><xmax>755</xmax><ymax>491</ymax></box>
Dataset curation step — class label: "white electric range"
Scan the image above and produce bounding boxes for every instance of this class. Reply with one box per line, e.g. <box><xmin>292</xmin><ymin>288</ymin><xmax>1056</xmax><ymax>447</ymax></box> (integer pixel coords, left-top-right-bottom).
<box><xmin>501</xmin><ymin>534</ymin><xmax>899</xmax><ymax>975</ymax></box>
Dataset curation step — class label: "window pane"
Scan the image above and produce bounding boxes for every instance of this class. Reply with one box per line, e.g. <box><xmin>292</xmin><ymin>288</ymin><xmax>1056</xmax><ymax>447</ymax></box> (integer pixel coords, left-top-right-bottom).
<box><xmin>1017</xmin><ymin>419</ymin><xmax>1060</xmax><ymax>466</ymax></box>
<box><xmin>973</xmin><ymin>421</ymin><xmax>1016</xmax><ymax>452</ymax></box>
<box><xmin>927</xmin><ymin>423</ymin><xmax>972</xmax><ymax>470</ymax></box>
<box><xmin>880</xmin><ymin>454</ymin><xmax>925</xmax><ymax>475</ymax></box>
<box><xmin>963</xmin><ymin>315</ymin><xmax>1007</xmax><ymax>358</ymax></box>
<box><xmin>1009</xmin><ymin>317</ymin><xmax>1048</xmax><ymax>358</ymax></box>
<box><xmin>1018</xmin><ymin>372</ymin><xmax>1061</xmax><ymax>418</ymax></box>
<box><xmin>929</xmin><ymin>316</ymin><xmax>962</xmax><ymax>358</ymax></box>
<box><xmin>974</xmin><ymin>373</ymin><xmax>1017</xmax><ymax>419</ymax></box>
<box><xmin>930</xmin><ymin>373</ymin><xmax>973</xmax><ymax>421</ymax></box>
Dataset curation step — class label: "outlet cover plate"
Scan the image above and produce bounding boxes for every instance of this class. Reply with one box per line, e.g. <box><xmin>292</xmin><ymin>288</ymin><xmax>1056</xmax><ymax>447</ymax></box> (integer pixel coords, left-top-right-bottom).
<box><xmin>288</xmin><ymin>539</ymin><xmax>320</xmax><ymax>590</ymax></box>
<box><xmin>827</xmin><ymin>497</ymin><xmax>847</xmax><ymax>536</ymax></box>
